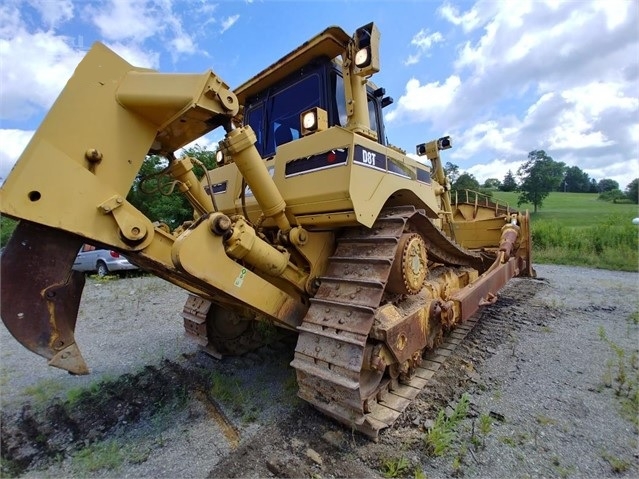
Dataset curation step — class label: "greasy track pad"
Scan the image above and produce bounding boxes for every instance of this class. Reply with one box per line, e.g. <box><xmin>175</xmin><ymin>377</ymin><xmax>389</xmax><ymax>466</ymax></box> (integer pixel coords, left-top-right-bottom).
<box><xmin>1</xmin><ymin>221</ymin><xmax>89</xmax><ymax>374</ymax></box>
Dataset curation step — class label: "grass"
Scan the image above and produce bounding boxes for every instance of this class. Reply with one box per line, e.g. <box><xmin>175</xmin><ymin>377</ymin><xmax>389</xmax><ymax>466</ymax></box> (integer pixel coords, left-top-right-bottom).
<box><xmin>601</xmin><ymin>451</ymin><xmax>632</xmax><ymax>474</ymax></box>
<box><xmin>424</xmin><ymin>394</ymin><xmax>470</xmax><ymax>456</ymax></box>
<box><xmin>488</xmin><ymin>191</ymin><xmax>639</xmax><ymax>271</ymax></box>
<box><xmin>71</xmin><ymin>440</ymin><xmax>126</xmax><ymax>474</ymax></box>
<box><xmin>23</xmin><ymin>379</ymin><xmax>66</xmax><ymax>408</ymax></box>
<box><xmin>490</xmin><ymin>191</ymin><xmax>638</xmax><ymax>227</ymax></box>
<box><xmin>598</xmin><ymin>327</ymin><xmax>639</xmax><ymax>429</ymax></box>
<box><xmin>381</xmin><ymin>456</ymin><xmax>410</xmax><ymax>478</ymax></box>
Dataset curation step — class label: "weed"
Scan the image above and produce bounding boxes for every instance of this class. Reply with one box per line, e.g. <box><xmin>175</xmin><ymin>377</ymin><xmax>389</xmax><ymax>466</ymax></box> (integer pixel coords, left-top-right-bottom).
<box><xmin>241</xmin><ymin>407</ymin><xmax>259</xmax><ymax>424</ymax></box>
<box><xmin>628</xmin><ymin>311</ymin><xmax>639</xmax><ymax>325</ymax></box>
<box><xmin>598</xmin><ymin>327</ymin><xmax>639</xmax><ymax>428</ymax></box>
<box><xmin>499</xmin><ymin>436</ymin><xmax>516</xmax><ymax>447</ymax></box>
<box><xmin>470</xmin><ymin>412</ymin><xmax>493</xmax><ymax>450</ymax></box>
<box><xmin>127</xmin><ymin>447</ymin><xmax>151</xmax><ymax>465</ymax></box>
<box><xmin>601</xmin><ymin>451</ymin><xmax>631</xmax><ymax>473</ymax></box>
<box><xmin>413</xmin><ymin>468</ymin><xmax>427</xmax><ymax>479</ymax></box>
<box><xmin>23</xmin><ymin>379</ymin><xmax>65</xmax><ymax>407</ymax></box>
<box><xmin>541</xmin><ymin>326</ymin><xmax>553</xmax><ymax>333</ymax></box>
<box><xmin>535</xmin><ymin>414</ymin><xmax>557</xmax><ymax>426</ymax></box>
<box><xmin>255</xmin><ymin>319</ymin><xmax>279</xmax><ymax>344</ymax></box>
<box><xmin>451</xmin><ymin>444</ymin><xmax>467</xmax><ymax>476</ymax></box>
<box><xmin>71</xmin><ymin>440</ymin><xmax>125</xmax><ymax>474</ymax></box>
<box><xmin>381</xmin><ymin>456</ymin><xmax>410</xmax><ymax>478</ymax></box>
<box><xmin>0</xmin><ymin>456</ymin><xmax>21</xmax><ymax>478</ymax></box>
<box><xmin>424</xmin><ymin>394</ymin><xmax>470</xmax><ymax>456</ymax></box>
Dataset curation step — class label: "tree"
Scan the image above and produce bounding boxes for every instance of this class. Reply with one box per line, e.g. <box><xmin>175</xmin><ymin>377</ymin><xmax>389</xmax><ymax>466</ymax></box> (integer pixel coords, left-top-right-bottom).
<box><xmin>588</xmin><ymin>178</ymin><xmax>599</xmax><ymax>193</ymax></box>
<box><xmin>483</xmin><ymin>178</ymin><xmax>501</xmax><ymax>189</ymax></box>
<box><xmin>127</xmin><ymin>146</ymin><xmax>218</xmax><ymax>230</ymax></box>
<box><xmin>1</xmin><ymin>215</ymin><xmax>18</xmax><ymax>247</ymax></box>
<box><xmin>517</xmin><ymin>150</ymin><xmax>565</xmax><ymax>213</ymax></box>
<box><xmin>598</xmin><ymin>189</ymin><xmax>627</xmax><ymax>203</ymax></box>
<box><xmin>625</xmin><ymin>178</ymin><xmax>639</xmax><ymax>204</ymax></box>
<box><xmin>444</xmin><ymin>162</ymin><xmax>460</xmax><ymax>184</ymax></box>
<box><xmin>452</xmin><ymin>173</ymin><xmax>480</xmax><ymax>192</ymax></box>
<box><xmin>500</xmin><ymin>170</ymin><xmax>518</xmax><ymax>192</ymax></box>
<box><xmin>597</xmin><ymin>178</ymin><xmax>619</xmax><ymax>193</ymax></box>
<box><xmin>560</xmin><ymin>166</ymin><xmax>591</xmax><ymax>193</ymax></box>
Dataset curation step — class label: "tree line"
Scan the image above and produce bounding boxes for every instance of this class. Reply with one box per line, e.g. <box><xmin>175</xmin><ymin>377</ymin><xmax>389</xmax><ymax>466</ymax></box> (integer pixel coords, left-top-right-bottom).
<box><xmin>444</xmin><ymin>151</ymin><xmax>638</xmax><ymax>213</ymax></box>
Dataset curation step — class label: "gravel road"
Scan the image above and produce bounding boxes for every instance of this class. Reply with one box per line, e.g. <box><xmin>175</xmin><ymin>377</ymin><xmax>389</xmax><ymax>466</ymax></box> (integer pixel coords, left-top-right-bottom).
<box><xmin>1</xmin><ymin>264</ymin><xmax>638</xmax><ymax>478</ymax></box>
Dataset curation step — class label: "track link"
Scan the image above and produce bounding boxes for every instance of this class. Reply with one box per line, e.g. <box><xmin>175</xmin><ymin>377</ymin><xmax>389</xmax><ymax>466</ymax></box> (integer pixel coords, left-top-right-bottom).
<box><xmin>291</xmin><ymin>206</ymin><xmax>489</xmax><ymax>439</ymax></box>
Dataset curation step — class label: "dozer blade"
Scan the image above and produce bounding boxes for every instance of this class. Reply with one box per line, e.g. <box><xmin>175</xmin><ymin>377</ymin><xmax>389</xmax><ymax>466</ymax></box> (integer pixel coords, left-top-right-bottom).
<box><xmin>1</xmin><ymin>221</ymin><xmax>89</xmax><ymax>374</ymax></box>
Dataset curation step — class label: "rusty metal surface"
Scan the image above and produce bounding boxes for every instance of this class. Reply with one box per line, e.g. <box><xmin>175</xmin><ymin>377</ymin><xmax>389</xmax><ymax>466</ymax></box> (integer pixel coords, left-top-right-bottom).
<box><xmin>291</xmin><ymin>212</ymin><xmax>407</xmax><ymax>427</ymax></box>
<box><xmin>451</xmin><ymin>257</ymin><xmax>518</xmax><ymax>322</ymax></box>
<box><xmin>387</xmin><ymin>233</ymin><xmax>428</xmax><ymax>295</ymax></box>
<box><xmin>0</xmin><ymin>221</ymin><xmax>88</xmax><ymax>374</ymax></box>
<box><xmin>291</xmin><ymin>205</ymin><xmax>521</xmax><ymax>439</ymax></box>
<box><xmin>182</xmin><ymin>294</ymin><xmax>212</xmax><ymax>346</ymax></box>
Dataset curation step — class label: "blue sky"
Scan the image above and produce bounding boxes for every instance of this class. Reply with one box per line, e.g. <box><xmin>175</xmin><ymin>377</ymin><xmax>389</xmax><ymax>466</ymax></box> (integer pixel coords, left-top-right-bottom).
<box><xmin>1</xmin><ymin>0</ymin><xmax>638</xmax><ymax>189</ymax></box>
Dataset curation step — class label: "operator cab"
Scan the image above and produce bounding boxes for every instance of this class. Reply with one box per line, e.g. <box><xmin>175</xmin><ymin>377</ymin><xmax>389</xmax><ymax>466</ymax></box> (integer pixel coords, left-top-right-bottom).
<box><xmin>242</xmin><ymin>58</ymin><xmax>391</xmax><ymax>158</ymax></box>
<box><xmin>233</xmin><ymin>24</ymin><xmax>392</xmax><ymax>161</ymax></box>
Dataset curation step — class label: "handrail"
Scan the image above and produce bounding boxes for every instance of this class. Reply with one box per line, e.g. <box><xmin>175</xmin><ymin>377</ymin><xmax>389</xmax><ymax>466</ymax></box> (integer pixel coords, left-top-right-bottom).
<box><xmin>452</xmin><ymin>189</ymin><xmax>513</xmax><ymax>217</ymax></box>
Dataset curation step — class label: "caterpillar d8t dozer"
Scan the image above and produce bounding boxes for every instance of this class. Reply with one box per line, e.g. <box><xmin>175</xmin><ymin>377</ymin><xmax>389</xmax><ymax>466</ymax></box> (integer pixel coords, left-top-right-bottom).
<box><xmin>0</xmin><ymin>23</ymin><xmax>534</xmax><ymax>438</ymax></box>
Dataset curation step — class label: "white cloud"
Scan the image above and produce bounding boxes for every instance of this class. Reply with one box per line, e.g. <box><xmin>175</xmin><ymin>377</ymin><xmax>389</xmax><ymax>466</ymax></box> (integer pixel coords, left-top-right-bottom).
<box><xmin>404</xmin><ymin>29</ymin><xmax>443</xmax><ymax>65</ymax></box>
<box><xmin>89</xmin><ymin>0</ymin><xmax>199</xmax><ymax>62</ymax></box>
<box><xmin>385</xmin><ymin>76</ymin><xmax>461</xmax><ymax>123</ymax></box>
<box><xmin>0</xmin><ymin>129</ymin><xmax>34</xmax><ymax>183</ymax></box>
<box><xmin>438</xmin><ymin>2</ymin><xmax>482</xmax><ymax>32</ymax></box>
<box><xmin>106</xmin><ymin>42</ymin><xmax>159</xmax><ymax>68</ymax></box>
<box><xmin>90</xmin><ymin>0</ymin><xmax>159</xmax><ymax>43</ymax></box>
<box><xmin>389</xmin><ymin>0</ymin><xmax>639</xmax><ymax>184</ymax></box>
<box><xmin>27</xmin><ymin>0</ymin><xmax>74</xmax><ymax>28</ymax></box>
<box><xmin>466</xmin><ymin>159</ymin><xmax>524</xmax><ymax>185</ymax></box>
<box><xmin>179</xmin><ymin>132</ymin><xmax>225</xmax><ymax>155</ymax></box>
<box><xmin>0</xmin><ymin>30</ymin><xmax>85</xmax><ymax>120</ymax></box>
<box><xmin>220</xmin><ymin>15</ymin><xmax>239</xmax><ymax>33</ymax></box>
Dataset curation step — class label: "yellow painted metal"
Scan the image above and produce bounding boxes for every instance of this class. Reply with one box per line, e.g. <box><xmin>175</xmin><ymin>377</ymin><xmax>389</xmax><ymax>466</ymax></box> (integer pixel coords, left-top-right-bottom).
<box><xmin>171</xmin><ymin>219</ymin><xmax>306</xmax><ymax>329</ymax></box>
<box><xmin>168</xmin><ymin>157</ymin><xmax>215</xmax><ymax>216</ymax></box>
<box><xmin>0</xmin><ymin>20</ymin><xmax>535</xmax><ymax>391</ymax></box>
<box><xmin>224</xmin><ymin>126</ymin><xmax>291</xmax><ymax>232</ymax></box>
<box><xmin>235</xmin><ymin>26</ymin><xmax>351</xmax><ymax>105</ymax></box>
<box><xmin>0</xmin><ymin>42</ymin><xmax>237</xmax><ymax>251</ymax></box>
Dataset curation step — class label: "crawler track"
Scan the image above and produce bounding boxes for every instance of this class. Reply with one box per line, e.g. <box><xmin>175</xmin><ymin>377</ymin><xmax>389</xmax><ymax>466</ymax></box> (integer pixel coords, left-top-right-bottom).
<box><xmin>291</xmin><ymin>207</ymin><xmax>492</xmax><ymax>439</ymax></box>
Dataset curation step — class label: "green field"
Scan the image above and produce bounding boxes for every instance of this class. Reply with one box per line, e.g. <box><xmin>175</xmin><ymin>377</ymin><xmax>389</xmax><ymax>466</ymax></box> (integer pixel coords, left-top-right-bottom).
<box><xmin>488</xmin><ymin>191</ymin><xmax>639</xmax><ymax>272</ymax></box>
<box><xmin>490</xmin><ymin>191</ymin><xmax>638</xmax><ymax>227</ymax></box>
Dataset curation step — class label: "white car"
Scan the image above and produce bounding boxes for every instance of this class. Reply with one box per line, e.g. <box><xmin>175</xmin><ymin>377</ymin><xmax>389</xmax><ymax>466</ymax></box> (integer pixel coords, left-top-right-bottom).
<box><xmin>72</xmin><ymin>245</ymin><xmax>138</xmax><ymax>276</ymax></box>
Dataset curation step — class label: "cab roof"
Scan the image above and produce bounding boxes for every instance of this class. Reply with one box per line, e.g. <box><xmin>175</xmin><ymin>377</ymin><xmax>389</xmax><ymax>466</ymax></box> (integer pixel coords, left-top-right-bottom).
<box><xmin>234</xmin><ymin>26</ymin><xmax>351</xmax><ymax>105</ymax></box>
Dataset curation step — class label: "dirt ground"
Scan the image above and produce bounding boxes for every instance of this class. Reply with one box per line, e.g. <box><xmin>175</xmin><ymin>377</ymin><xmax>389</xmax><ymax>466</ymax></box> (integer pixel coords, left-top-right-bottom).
<box><xmin>1</xmin><ymin>264</ymin><xmax>637</xmax><ymax>478</ymax></box>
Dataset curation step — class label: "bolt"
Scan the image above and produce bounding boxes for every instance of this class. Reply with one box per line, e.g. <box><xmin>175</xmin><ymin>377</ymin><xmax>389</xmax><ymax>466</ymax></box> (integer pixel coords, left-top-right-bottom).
<box><xmin>85</xmin><ymin>149</ymin><xmax>103</xmax><ymax>163</ymax></box>
<box><xmin>346</xmin><ymin>311</ymin><xmax>352</xmax><ymax>317</ymax></box>
<box><xmin>17</xmin><ymin>312</ymin><xmax>24</xmax><ymax>319</ymax></box>
<box><xmin>349</xmin><ymin>293</ymin><xmax>356</xmax><ymax>299</ymax></box>
<box><xmin>210</xmin><ymin>214</ymin><xmax>232</xmax><ymax>235</ymax></box>
<box><xmin>315</xmin><ymin>346</ymin><xmax>321</xmax><ymax>353</ymax></box>
<box><xmin>131</xmin><ymin>227</ymin><xmax>141</xmax><ymax>236</ymax></box>
<box><xmin>46</xmin><ymin>291</ymin><xmax>56</xmax><ymax>298</ymax></box>
<box><xmin>116</xmin><ymin>197</ymin><xmax>123</xmax><ymax>204</ymax></box>
<box><xmin>338</xmin><ymin>318</ymin><xmax>345</xmax><ymax>324</ymax></box>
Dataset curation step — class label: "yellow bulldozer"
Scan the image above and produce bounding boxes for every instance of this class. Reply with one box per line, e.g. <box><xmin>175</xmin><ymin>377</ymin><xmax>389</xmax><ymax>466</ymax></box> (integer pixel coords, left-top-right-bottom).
<box><xmin>0</xmin><ymin>23</ymin><xmax>534</xmax><ymax>438</ymax></box>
